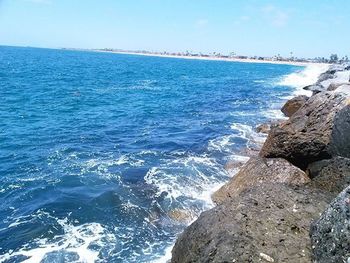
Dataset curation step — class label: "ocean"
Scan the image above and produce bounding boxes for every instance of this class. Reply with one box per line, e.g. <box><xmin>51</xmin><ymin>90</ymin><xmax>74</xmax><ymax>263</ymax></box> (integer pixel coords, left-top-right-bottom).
<box><xmin>0</xmin><ymin>46</ymin><xmax>325</xmax><ymax>262</ymax></box>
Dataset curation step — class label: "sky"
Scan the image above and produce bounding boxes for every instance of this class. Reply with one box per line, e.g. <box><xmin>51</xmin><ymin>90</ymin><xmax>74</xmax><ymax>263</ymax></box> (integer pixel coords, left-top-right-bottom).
<box><xmin>0</xmin><ymin>0</ymin><xmax>349</xmax><ymax>58</ymax></box>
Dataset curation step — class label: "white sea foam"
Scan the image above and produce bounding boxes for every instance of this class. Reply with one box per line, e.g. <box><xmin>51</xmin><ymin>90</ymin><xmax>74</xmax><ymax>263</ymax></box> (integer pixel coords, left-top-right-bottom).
<box><xmin>144</xmin><ymin>154</ymin><xmax>225</xmax><ymax>207</ymax></box>
<box><xmin>152</xmin><ymin>245</ymin><xmax>173</xmax><ymax>263</ymax></box>
<box><xmin>230</xmin><ymin>123</ymin><xmax>266</xmax><ymax>145</ymax></box>
<box><xmin>208</xmin><ymin>123</ymin><xmax>265</xmax><ymax>153</ymax></box>
<box><xmin>145</xmin><ymin>123</ymin><xmax>266</xmax><ymax>262</ymax></box>
<box><xmin>1</xmin><ymin>217</ymin><xmax>116</xmax><ymax>263</ymax></box>
<box><xmin>278</xmin><ymin>64</ymin><xmax>329</xmax><ymax>96</ymax></box>
<box><xmin>263</xmin><ymin>109</ymin><xmax>288</xmax><ymax>120</ymax></box>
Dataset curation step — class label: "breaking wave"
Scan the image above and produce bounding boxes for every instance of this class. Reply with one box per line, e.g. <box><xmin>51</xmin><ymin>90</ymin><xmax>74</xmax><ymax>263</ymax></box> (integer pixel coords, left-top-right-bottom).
<box><xmin>278</xmin><ymin>64</ymin><xmax>329</xmax><ymax>96</ymax></box>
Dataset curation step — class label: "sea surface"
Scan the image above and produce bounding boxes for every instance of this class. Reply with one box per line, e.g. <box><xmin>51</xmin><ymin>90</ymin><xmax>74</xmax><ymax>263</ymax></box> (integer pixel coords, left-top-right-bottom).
<box><xmin>0</xmin><ymin>46</ymin><xmax>322</xmax><ymax>262</ymax></box>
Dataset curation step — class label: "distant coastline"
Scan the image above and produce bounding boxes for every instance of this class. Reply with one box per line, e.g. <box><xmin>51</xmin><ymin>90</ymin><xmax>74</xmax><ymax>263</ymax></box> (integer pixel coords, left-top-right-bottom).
<box><xmin>64</xmin><ymin>48</ymin><xmax>330</xmax><ymax>67</ymax></box>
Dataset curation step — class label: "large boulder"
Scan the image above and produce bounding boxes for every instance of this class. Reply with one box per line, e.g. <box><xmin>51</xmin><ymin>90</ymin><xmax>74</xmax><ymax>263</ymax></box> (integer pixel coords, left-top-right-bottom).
<box><xmin>317</xmin><ymin>73</ymin><xmax>335</xmax><ymax>83</ymax></box>
<box><xmin>260</xmin><ymin>91</ymin><xmax>350</xmax><ymax>169</ymax></box>
<box><xmin>172</xmin><ymin>183</ymin><xmax>330</xmax><ymax>263</ymax></box>
<box><xmin>212</xmin><ymin>157</ymin><xmax>310</xmax><ymax>205</ymax></box>
<box><xmin>281</xmin><ymin>95</ymin><xmax>309</xmax><ymax>117</ymax></box>
<box><xmin>327</xmin><ymin>82</ymin><xmax>350</xmax><ymax>91</ymax></box>
<box><xmin>330</xmin><ymin>102</ymin><xmax>350</xmax><ymax>158</ymax></box>
<box><xmin>307</xmin><ymin>157</ymin><xmax>350</xmax><ymax>196</ymax></box>
<box><xmin>310</xmin><ymin>186</ymin><xmax>350</xmax><ymax>263</ymax></box>
<box><xmin>317</xmin><ymin>64</ymin><xmax>348</xmax><ymax>84</ymax></box>
<box><xmin>319</xmin><ymin>71</ymin><xmax>350</xmax><ymax>89</ymax></box>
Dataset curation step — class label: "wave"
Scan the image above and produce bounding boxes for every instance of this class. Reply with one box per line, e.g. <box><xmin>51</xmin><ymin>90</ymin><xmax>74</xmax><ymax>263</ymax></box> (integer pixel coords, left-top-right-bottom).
<box><xmin>0</xmin><ymin>214</ymin><xmax>116</xmax><ymax>263</ymax></box>
<box><xmin>278</xmin><ymin>64</ymin><xmax>329</xmax><ymax>96</ymax></box>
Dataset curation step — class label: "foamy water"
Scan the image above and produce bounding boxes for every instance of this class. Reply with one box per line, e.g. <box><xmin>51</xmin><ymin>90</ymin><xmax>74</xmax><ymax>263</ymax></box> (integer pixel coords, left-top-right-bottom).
<box><xmin>278</xmin><ymin>64</ymin><xmax>329</xmax><ymax>96</ymax></box>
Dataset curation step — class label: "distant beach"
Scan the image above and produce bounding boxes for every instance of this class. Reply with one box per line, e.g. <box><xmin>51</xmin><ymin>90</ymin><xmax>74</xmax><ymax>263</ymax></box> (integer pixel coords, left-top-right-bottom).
<box><xmin>90</xmin><ymin>49</ymin><xmax>328</xmax><ymax>67</ymax></box>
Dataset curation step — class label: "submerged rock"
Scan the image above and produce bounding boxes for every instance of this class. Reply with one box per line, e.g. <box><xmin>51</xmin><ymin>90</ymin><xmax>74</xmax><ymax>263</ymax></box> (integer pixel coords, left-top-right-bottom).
<box><xmin>281</xmin><ymin>95</ymin><xmax>308</xmax><ymax>117</ymax></box>
<box><xmin>310</xmin><ymin>186</ymin><xmax>350</xmax><ymax>263</ymax></box>
<box><xmin>168</xmin><ymin>209</ymin><xmax>193</xmax><ymax>223</ymax></box>
<box><xmin>212</xmin><ymin>157</ymin><xmax>309</xmax><ymax>205</ymax></box>
<box><xmin>260</xmin><ymin>91</ymin><xmax>350</xmax><ymax>169</ymax></box>
<box><xmin>256</xmin><ymin>121</ymin><xmax>282</xmax><ymax>135</ymax></box>
<box><xmin>172</xmin><ymin>183</ymin><xmax>329</xmax><ymax>263</ymax></box>
<box><xmin>256</xmin><ymin>123</ymin><xmax>271</xmax><ymax>134</ymax></box>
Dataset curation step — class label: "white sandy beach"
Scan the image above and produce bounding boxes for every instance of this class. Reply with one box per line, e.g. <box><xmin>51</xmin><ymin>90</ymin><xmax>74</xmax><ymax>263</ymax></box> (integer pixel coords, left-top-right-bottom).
<box><xmin>92</xmin><ymin>49</ymin><xmax>329</xmax><ymax>67</ymax></box>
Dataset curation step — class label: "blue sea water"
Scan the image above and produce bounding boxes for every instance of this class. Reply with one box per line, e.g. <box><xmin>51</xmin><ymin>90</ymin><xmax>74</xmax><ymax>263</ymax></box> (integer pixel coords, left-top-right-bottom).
<box><xmin>0</xmin><ymin>46</ymin><xmax>307</xmax><ymax>262</ymax></box>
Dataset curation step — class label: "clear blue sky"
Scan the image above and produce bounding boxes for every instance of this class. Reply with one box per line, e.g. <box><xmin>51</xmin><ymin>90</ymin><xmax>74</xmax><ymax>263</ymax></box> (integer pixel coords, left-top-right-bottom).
<box><xmin>0</xmin><ymin>0</ymin><xmax>349</xmax><ymax>58</ymax></box>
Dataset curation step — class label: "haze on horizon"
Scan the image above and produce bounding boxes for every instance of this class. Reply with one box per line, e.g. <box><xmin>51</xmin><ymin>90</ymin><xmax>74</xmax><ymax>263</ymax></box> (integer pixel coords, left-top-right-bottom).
<box><xmin>0</xmin><ymin>0</ymin><xmax>349</xmax><ymax>58</ymax></box>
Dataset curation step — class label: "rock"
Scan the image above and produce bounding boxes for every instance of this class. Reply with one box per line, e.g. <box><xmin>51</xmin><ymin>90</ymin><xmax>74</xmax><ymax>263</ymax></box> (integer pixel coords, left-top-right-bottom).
<box><xmin>171</xmin><ymin>183</ymin><xmax>330</xmax><ymax>263</ymax></box>
<box><xmin>168</xmin><ymin>209</ymin><xmax>193</xmax><ymax>223</ymax></box>
<box><xmin>224</xmin><ymin>159</ymin><xmax>247</xmax><ymax>175</ymax></box>
<box><xmin>307</xmin><ymin>157</ymin><xmax>350</xmax><ymax>196</ymax></box>
<box><xmin>256</xmin><ymin>123</ymin><xmax>271</xmax><ymax>134</ymax></box>
<box><xmin>310</xmin><ymin>186</ymin><xmax>350</xmax><ymax>263</ymax></box>
<box><xmin>328</xmin><ymin>63</ymin><xmax>349</xmax><ymax>72</ymax></box>
<box><xmin>327</xmin><ymin>82</ymin><xmax>350</xmax><ymax>91</ymax></box>
<box><xmin>303</xmin><ymin>84</ymin><xmax>325</xmax><ymax>95</ymax></box>
<box><xmin>238</xmin><ymin>147</ymin><xmax>261</xmax><ymax>159</ymax></box>
<box><xmin>281</xmin><ymin>95</ymin><xmax>309</xmax><ymax>117</ymax></box>
<box><xmin>334</xmin><ymin>84</ymin><xmax>350</xmax><ymax>95</ymax></box>
<box><xmin>317</xmin><ymin>73</ymin><xmax>335</xmax><ymax>83</ymax></box>
<box><xmin>212</xmin><ymin>157</ymin><xmax>310</xmax><ymax>205</ymax></box>
<box><xmin>316</xmin><ymin>64</ymin><xmax>347</xmax><ymax>83</ymax></box>
<box><xmin>330</xmin><ymin>103</ymin><xmax>350</xmax><ymax>158</ymax></box>
<box><xmin>320</xmin><ymin>71</ymin><xmax>350</xmax><ymax>89</ymax></box>
<box><xmin>259</xmin><ymin>253</ymin><xmax>275</xmax><ymax>262</ymax></box>
<box><xmin>260</xmin><ymin>91</ymin><xmax>350</xmax><ymax>169</ymax></box>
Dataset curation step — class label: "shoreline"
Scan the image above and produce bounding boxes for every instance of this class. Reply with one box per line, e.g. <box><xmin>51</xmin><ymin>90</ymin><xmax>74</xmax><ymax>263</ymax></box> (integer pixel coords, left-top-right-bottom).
<box><xmin>170</xmin><ymin>64</ymin><xmax>350</xmax><ymax>262</ymax></box>
<box><xmin>90</xmin><ymin>49</ymin><xmax>328</xmax><ymax>67</ymax></box>
<box><xmin>156</xmin><ymin>63</ymin><xmax>330</xmax><ymax>262</ymax></box>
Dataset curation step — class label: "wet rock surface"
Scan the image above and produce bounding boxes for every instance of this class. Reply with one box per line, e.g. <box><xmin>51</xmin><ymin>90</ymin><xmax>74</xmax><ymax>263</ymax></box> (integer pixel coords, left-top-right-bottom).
<box><xmin>256</xmin><ymin>123</ymin><xmax>271</xmax><ymax>134</ymax></box>
<box><xmin>281</xmin><ymin>95</ymin><xmax>308</xmax><ymax>117</ymax></box>
<box><xmin>303</xmin><ymin>84</ymin><xmax>326</xmax><ymax>95</ymax></box>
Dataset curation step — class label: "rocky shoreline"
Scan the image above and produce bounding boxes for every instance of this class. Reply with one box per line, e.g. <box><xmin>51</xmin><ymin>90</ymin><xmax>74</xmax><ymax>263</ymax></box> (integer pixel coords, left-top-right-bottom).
<box><xmin>170</xmin><ymin>64</ymin><xmax>350</xmax><ymax>262</ymax></box>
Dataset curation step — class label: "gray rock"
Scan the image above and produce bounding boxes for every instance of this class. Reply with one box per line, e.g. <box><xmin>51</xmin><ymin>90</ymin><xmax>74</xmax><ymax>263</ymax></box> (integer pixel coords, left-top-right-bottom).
<box><xmin>303</xmin><ymin>84</ymin><xmax>325</xmax><ymax>95</ymax></box>
<box><xmin>256</xmin><ymin>121</ymin><xmax>281</xmax><ymax>134</ymax></box>
<box><xmin>327</xmin><ymin>82</ymin><xmax>350</xmax><ymax>91</ymax></box>
<box><xmin>212</xmin><ymin>157</ymin><xmax>310</xmax><ymax>205</ymax></box>
<box><xmin>260</xmin><ymin>91</ymin><xmax>349</xmax><ymax>169</ymax></box>
<box><xmin>307</xmin><ymin>157</ymin><xmax>350</xmax><ymax>196</ymax></box>
<box><xmin>320</xmin><ymin>71</ymin><xmax>350</xmax><ymax>90</ymax></box>
<box><xmin>317</xmin><ymin>73</ymin><xmax>335</xmax><ymax>84</ymax></box>
<box><xmin>171</xmin><ymin>183</ymin><xmax>330</xmax><ymax>263</ymax></box>
<box><xmin>281</xmin><ymin>95</ymin><xmax>309</xmax><ymax>117</ymax></box>
<box><xmin>310</xmin><ymin>186</ymin><xmax>350</xmax><ymax>263</ymax></box>
<box><xmin>330</xmin><ymin>104</ymin><xmax>350</xmax><ymax>158</ymax></box>
<box><xmin>256</xmin><ymin>123</ymin><xmax>271</xmax><ymax>134</ymax></box>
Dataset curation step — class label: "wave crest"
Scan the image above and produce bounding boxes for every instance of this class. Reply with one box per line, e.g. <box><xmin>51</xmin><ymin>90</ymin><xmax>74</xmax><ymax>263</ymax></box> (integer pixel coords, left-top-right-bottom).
<box><xmin>278</xmin><ymin>64</ymin><xmax>329</xmax><ymax>96</ymax></box>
